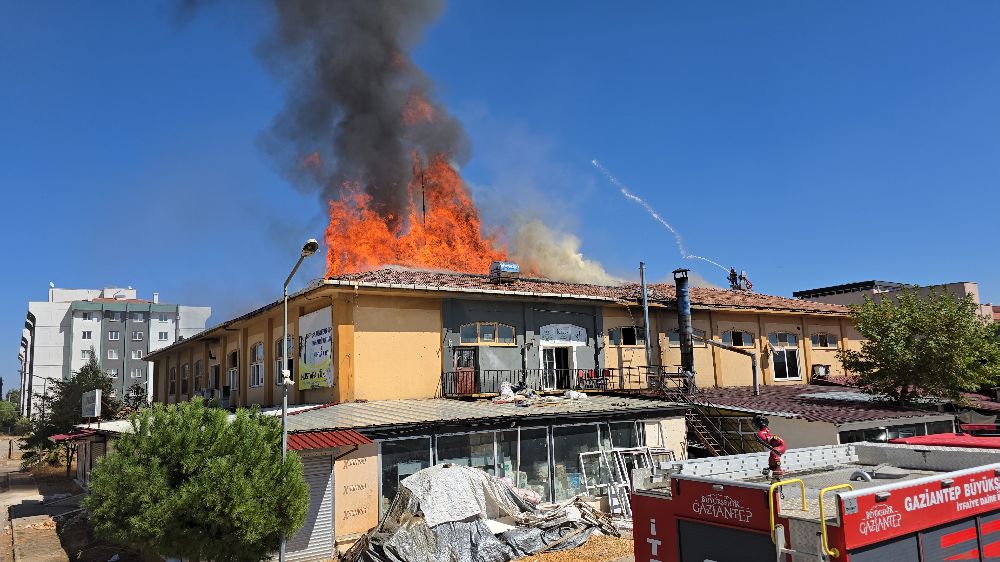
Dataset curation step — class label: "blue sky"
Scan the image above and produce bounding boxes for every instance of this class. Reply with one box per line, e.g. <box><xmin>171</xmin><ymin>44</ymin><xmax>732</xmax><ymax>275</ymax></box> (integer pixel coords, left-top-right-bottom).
<box><xmin>3</xmin><ymin>2</ymin><xmax>999</xmax><ymax>391</ymax></box>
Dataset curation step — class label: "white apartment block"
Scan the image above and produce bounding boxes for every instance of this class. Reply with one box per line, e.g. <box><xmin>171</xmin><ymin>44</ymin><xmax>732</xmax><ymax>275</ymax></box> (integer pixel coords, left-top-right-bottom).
<box><xmin>18</xmin><ymin>286</ymin><xmax>210</xmax><ymax>417</ymax></box>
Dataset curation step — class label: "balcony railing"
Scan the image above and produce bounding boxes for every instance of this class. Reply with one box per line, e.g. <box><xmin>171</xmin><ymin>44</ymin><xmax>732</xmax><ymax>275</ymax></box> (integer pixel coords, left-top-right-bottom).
<box><xmin>440</xmin><ymin>365</ymin><xmax>696</xmax><ymax>398</ymax></box>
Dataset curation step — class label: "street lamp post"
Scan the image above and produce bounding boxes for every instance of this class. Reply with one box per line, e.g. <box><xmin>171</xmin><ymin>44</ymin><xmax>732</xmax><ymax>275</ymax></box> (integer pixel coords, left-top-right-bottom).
<box><xmin>279</xmin><ymin>238</ymin><xmax>319</xmax><ymax>562</ymax></box>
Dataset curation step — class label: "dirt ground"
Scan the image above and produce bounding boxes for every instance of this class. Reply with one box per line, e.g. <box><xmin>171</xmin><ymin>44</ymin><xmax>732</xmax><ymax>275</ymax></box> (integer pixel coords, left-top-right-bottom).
<box><xmin>518</xmin><ymin>535</ymin><xmax>635</xmax><ymax>562</ymax></box>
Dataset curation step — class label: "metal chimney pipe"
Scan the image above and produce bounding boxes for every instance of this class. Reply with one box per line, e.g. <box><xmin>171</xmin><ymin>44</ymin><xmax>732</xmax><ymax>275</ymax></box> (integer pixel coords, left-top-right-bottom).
<box><xmin>673</xmin><ymin>268</ymin><xmax>695</xmax><ymax>375</ymax></box>
<box><xmin>640</xmin><ymin>262</ymin><xmax>652</xmax><ymax>368</ymax></box>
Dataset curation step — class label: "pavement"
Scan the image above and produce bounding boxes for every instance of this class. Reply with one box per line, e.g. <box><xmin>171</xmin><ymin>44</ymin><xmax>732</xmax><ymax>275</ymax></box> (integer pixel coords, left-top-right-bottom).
<box><xmin>0</xmin><ymin>438</ymin><xmax>76</xmax><ymax>562</ymax></box>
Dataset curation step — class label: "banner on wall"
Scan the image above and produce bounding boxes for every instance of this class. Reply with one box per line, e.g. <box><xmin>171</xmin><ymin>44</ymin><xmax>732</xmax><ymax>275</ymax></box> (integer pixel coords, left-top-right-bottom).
<box><xmin>298</xmin><ymin>306</ymin><xmax>334</xmax><ymax>390</ymax></box>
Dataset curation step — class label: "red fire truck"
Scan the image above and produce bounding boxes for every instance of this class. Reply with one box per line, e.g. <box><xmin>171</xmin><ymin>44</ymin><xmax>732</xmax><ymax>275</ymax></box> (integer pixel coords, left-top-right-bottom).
<box><xmin>632</xmin><ymin>441</ymin><xmax>1000</xmax><ymax>561</ymax></box>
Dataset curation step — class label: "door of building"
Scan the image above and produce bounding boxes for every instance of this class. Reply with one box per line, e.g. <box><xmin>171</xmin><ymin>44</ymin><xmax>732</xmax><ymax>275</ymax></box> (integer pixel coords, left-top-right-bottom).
<box><xmin>453</xmin><ymin>347</ymin><xmax>478</xmax><ymax>394</ymax></box>
<box><xmin>541</xmin><ymin>347</ymin><xmax>572</xmax><ymax>389</ymax></box>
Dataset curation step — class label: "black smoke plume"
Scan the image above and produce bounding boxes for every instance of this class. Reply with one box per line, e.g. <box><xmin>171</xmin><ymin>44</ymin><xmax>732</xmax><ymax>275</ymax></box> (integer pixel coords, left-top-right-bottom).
<box><xmin>257</xmin><ymin>0</ymin><xmax>469</xmax><ymax>216</ymax></box>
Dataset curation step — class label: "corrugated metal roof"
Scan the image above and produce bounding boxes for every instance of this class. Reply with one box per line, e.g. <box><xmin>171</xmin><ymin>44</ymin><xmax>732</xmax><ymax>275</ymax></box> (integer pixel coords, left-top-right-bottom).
<box><xmin>288</xmin><ymin>429</ymin><xmax>372</xmax><ymax>451</ymax></box>
<box><xmin>284</xmin><ymin>395</ymin><xmax>686</xmax><ymax>433</ymax></box>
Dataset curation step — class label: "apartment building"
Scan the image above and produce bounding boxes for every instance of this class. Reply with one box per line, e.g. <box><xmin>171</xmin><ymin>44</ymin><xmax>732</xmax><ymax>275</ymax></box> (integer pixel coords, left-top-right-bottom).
<box><xmin>794</xmin><ymin>279</ymin><xmax>996</xmax><ymax>320</ymax></box>
<box><xmin>18</xmin><ymin>285</ymin><xmax>210</xmax><ymax>417</ymax></box>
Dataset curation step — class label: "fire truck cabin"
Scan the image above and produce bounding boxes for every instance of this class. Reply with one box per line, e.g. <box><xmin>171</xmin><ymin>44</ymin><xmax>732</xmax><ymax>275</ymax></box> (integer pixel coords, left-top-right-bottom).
<box><xmin>632</xmin><ymin>442</ymin><xmax>1000</xmax><ymax>562</ymax></box>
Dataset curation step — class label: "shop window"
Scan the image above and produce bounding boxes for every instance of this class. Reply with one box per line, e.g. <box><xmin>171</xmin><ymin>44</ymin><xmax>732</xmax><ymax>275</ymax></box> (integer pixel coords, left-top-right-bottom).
<box><xmin>608</xmin><ymin>326</ymin><xmax>645</xmax><ymax>346</ymax></box>
<box><xmin>458</xmin><ymin>322</ymin><xmax>516</xmax><ymax>345</ymax></box>
<box><xmin>380</xmin><ymin>438</ymin><xmax>431</xmax><ymax>516</ymax></box>
<box><xmin>497</xmin><ymin>428</ymin><xmax>550</xmax><ymax>502</ymax></box>
<box><xmin>810</xmin><ymin>333</ymin><xmax>838</xmax><ymax>349</ymax></box>
<box><xmin>721</xmin><ymin>330</ymin><xmax>755</xmax><ymax>347</ymax></box>
<box><xmin>606</xmin><ymin>421</ymin><xmax>643</xmax><ymax>449</ymax></box>
<box><xmin>435</xmin><ymin>432</ymin><xmax>496</xmax><ymax>474</ymax></box>
<box><xmin>667</xmin><ymin>328</ymin><xmax>707</xmax><ymax>347</ymax></box>
<box><xmin>552</xmin><ymin>424</ymin><xmax>600</xmax><ymax>501</ymax></box>
<box><xmin>768</xmin><ymin>332</ymin><xmax>801</xmax><ymax>380</ymax></box>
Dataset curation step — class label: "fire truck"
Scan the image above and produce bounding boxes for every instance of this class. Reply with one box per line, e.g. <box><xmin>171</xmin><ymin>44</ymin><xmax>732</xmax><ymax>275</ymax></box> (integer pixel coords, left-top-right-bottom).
<box><xmin>632</xmin><ymin>441</ymin><xmax>1000</xmax><ymax>561</ymax></box>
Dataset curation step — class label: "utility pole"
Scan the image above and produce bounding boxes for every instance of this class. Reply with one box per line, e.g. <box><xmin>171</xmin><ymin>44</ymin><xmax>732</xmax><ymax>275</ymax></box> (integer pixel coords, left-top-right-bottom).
<box><xmin>640</xmin><ymin>262</ymin><xmax>652</xmax><ymax>367</ymax></box>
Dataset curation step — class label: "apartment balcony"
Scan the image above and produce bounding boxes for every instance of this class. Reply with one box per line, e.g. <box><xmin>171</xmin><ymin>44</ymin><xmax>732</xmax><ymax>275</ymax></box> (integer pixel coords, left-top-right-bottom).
<box><xmin>440</xmin><ymin>366</ymin><xmax>695</xmax><ymax>398</ymax></box>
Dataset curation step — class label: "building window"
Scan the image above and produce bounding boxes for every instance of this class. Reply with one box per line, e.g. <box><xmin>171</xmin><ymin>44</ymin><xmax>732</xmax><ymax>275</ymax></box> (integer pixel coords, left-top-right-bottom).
<box><xmin>107</xmin><ymin>349</ymin><xmax>119</xmax><ymax>360</ymax></box>
<box><xmin>130</xmin><ymin>350</ymin><xmax>143</xmax><ymax>360</ymax></box>
<box><xmin>768</xmin><ymin>332</ymin><xmax>801</xmax><ymax>380</ymax></box>
<box><xmin>811</xmin><ymin>333</ymin><xmax>838</xmax><ymax>349</ymax></box>
<box><xmin>81</xmin><ymin>349</ymin><xmax>92</xmax><ymax>360</ymax></box>
<box><xmin>82</xmin><ymin>330</ymin><xmax>92</xmax><ymax>340</ymax></box>
<box><xmin>721</xmin><ymin>330</ymin><xmax>755</xmax><ymax>348</ymax></box>
<box><xmin>132</xmin><ymin>312</ymin><xmax>144</xmax><ymax>322</ymax></box>
<box><xmin>131</xmin><ymin>331</ymin><xmax>144</xmax><ymax>341</ymax></box>
<box><xmin>380</xmin><ymin>438</ymin><xmax>431</xmax><ymax>515</ymax></box>
<box><xmin>608</xmin><ymin>326</ymin><xmax>645</xmax><ymax>346</ymax></box>
<box><xmin>459</xmin><ymin>322</ymin><xmax>516</xmax><ymax>345</ymax></box>
<box><xmin>194</xmin><ymin>360</ymin><xmax>203</xmax><ymax>392</ymax></box>
<box><xmin>81</xmin><ymin>312</ymin><xmax>93</xmax><ymax>321</ymax></box>
<box><xmin>130</xmin><ymin>368</ymin><xmax>143</xmax><ymax>379</ymax></box>
<box><xmin>181</xmin><ymin>364</ymin><xmax>190</xmax><ymax>395</ymax></box>
<box><xmin>158</xmin><ymin>313</ymin><xmax>169</xmax><ymax>322</ymax></box>
<box><xmin>274</xmin><ymin>337</ymin><xmax>295</xmax><ymax>385</ymax></box>
<box><xmin>158</xmin><ymin>331</ymin><xmax>169</xmax><ymax>341</ymax></box>
<box><xmin>107</xmin><ymin>368</ymin><xmax>118</xmax><ymax>378</ymax></box>
<box><xmin>249</xmin><ymin>343</ymin><xmax>264</xmax><ymax>387</ymax></box>
<box><xmin>667</xmin><ymin>328</ymin><xmax>707</xmax><ymax>347</ymax></box>
<box><xmin>108</xmin><ymin>331</ymin><xmax>120</xmax><ymax>341</ymax></box>
<box><xmin>168</xmin><ymin>367</ymin><xmax>177</xmax><ymax>395</ymax></box>
<box><xmin>107</xmin><ymin>312</ymin><xmax>122</xmax><ymax>322</ymax></box>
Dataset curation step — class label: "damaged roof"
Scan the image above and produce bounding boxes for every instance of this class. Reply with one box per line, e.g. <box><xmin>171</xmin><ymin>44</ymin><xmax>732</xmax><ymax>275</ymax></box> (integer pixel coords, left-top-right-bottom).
<box><xmin>329</xmin><ymin>266</ymin><xmax>849</xmax><ymax>314</ymax></box>
<box><xmin>697</xmin><ymin>384</ymin><xmax>953</xmax><ymax>425</ymax></box>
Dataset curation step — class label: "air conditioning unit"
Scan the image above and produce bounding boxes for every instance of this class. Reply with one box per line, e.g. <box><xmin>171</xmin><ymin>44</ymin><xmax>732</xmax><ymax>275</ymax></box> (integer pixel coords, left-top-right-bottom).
<box><xmin>812</xmin><ymin>364</ymin><xmax>830</xmax><ymax>378</ymax></box>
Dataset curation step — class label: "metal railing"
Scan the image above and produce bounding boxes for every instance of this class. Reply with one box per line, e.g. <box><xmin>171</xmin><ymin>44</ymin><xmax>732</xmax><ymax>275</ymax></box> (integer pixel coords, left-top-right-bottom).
<box><xmin>440</xmin><ymin>365</ymin><xmax>687</xmax><ymax>397</ymax></box>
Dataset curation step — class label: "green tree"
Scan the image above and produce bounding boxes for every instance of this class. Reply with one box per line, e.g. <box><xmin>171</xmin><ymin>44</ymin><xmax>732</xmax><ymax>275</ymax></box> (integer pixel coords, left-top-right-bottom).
<box><xmin>838</xmin><ymin>290</ymin><xmax>1000</xmax><ymax>406</ymax></box>
<box><xmin>21</xmin><ymin>352</ymin><xmax>120</xmax><ymax>465</ymax></box>
<box><xmin>6</xmin><ymin>389</ymin><xmax>20</xmax><ymax>405</ymax></box>
<box><xmin>0</xmin><ymin>401</ymin><xmax>16</xmax><ymax>430</ymax></box>
<box><xmin>84</xmin><ymin>399</ymin><xmax>308</xmax><ymax>562</ymax></box>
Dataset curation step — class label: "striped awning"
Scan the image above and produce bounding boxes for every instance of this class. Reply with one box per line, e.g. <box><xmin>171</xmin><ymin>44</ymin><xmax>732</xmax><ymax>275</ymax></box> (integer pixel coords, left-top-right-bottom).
<box><xmin>287</xmin><ymin>429</ymin><xmax>372</xmax><ymax>451</ymax></box>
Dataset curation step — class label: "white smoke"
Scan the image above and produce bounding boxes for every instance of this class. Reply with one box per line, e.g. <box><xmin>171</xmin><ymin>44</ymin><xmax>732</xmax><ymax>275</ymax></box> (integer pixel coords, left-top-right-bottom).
<box><xmin>510</xmin><ymin>220</ymin><xmax>619</xmax><ymax>285</ymax></box>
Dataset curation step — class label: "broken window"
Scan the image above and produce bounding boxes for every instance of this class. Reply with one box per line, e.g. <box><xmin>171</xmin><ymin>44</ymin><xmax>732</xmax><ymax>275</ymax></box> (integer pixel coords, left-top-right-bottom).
<box><xmin>608</xmin><ymin>326</ymin><xmax>645</xmax><ymax>346</ymax></box>
<box><xmin>810</xmin><ymin>332</ymin><xmax>838</xmax><ymax>349</ymax></box>
<box><xmin>667</xmin><ymin>328</ymin><xmax>707</xmax><ymax>347</ymax></box>
<box><xmin>722</xmin><ymin>330</ymin><xmax>755</xmax><ymax>347</ymax></box>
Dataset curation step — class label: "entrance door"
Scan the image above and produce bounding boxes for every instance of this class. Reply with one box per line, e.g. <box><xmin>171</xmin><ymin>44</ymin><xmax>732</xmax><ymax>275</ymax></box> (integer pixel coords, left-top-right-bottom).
<box><xmin>542</xmin><ymin>347</ymin><xmax>572</xmax><ymax>389</ymax></box>
<box><xmin>453</xmin><ymin>348</ymin><xmax>478</xmax><ymax>394</ymax></box>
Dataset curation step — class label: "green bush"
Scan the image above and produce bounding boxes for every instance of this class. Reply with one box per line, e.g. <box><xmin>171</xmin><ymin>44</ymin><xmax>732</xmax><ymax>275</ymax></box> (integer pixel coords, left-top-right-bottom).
<box><xmin>84</xmin><ymin>400</ymin><xmax>308</xmax><ymax>562</ymax></box>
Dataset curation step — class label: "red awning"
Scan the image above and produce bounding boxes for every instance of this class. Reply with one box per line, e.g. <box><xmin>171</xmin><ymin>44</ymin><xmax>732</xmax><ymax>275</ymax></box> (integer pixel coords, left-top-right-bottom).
<box><xmin>889</xmin><ymin>433</ymin><xmax>1000</xmax><ymax>449</ymax></box>
<box><xmin>49</xmin><ymin>429</ymin><xmax>98</xmax><ymax>443</ymax></box>
<box><xmin>287</xmin><ymin>429</ymin><xmax>372</xmax><ymax>451</ymax></box>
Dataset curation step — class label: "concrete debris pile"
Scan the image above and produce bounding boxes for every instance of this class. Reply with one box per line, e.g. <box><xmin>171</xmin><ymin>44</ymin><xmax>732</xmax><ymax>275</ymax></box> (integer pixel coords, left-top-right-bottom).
<box><xmin>342</xmin><ymin>464</ymin><xmax>618</xmax><ymax>562</ymax></box>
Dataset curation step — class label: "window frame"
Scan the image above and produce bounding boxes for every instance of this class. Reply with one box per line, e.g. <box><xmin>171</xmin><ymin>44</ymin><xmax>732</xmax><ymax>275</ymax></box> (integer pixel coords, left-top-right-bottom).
<box><xmin>130</xmin><ymin>349</ymin><xmax>143</xmax><ymax>360</ymax></box>
<box><xmin>249</xmin><ymin>342</ymin><xmax>265</xmax><ymax>387</ymax></box>
<box><xmin>132</xmin><ymin>312</ymin><xmax>144</xmax><ymax>322</ymax></box>
<box><xmin>131</xmin><ymin>331</ymin><xmax>144</xmax><ymax>342</ymax></box>
<box><xmin>130</xmin><ymin>367</ymin><xmax>143</xmax><ymax>379</ymax></box>
<box><xmin>274</xmin><ymin>336</ymin><xmax>295</xmax><ymax>385</ymax></box>
<box><xmin>168</xmin><ymin>367</ymin><xmax>177</xmax><ymax>395</ymax></box>
<box><xmin>768</xmin><ymin>331</ymin><xmax>802</xmax><ymax>381</ymax></box>
<box><xmin>608</xmin><ymin>326</ymin><xmax>646</xmax><ymax>347</ymax></box>
<box><xmin>107</xmin><ymin>349</ymin><xmax>119</xmax><ymax>360</ymax></box>
<box><xmin>108</xmin><ymin>331</ymin><xmax>120</xmax><ymax>341</ymax></box>
<box><xmin>81</xmin><ymin>349</ymin><xmax>92</xmax><ymax>360</ymax></box>
<box><xmin>158</xmin><ymin>331</ymin><xmax>169</xmax><ymax>341</ymax></box>
<box><xmin>721</xmin><ymin>330</ymin><xmax>756</xmax><ymax>348</ymax></box>
<box><xmin>458</xmin><ymin>322</ymin><xmax>517</xmax><ymax>346</ymax></box>
<box><xmin>667</xmin><ymin>328</ymin><xmax>708</xmax><ymax>347</ymax></box>
<box><xmin>82</xmin><ymin>330</ymin><xmax>92</xmax><ymax>340</ymax></box>
<box><xmin>810</xmin><ymin>332</ymin><xmax>839</xmax><ymax>349</ymax></box>
<box><xmin>194</xmin><ymin>360</ymin><xmax>203</xmax><ymax>391</ymax></box>
<box><xmin>107</xmin><ymin>368</ymin><xmax>119</xmax><ymax>378</ymax></box>
<box><xmin>81</xmin><ymin>312</ymin><xmax>93</xmax><ymax>321</ymax></box>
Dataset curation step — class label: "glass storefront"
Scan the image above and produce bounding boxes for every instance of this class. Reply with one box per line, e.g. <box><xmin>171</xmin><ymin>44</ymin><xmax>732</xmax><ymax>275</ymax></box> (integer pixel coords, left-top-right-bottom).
<box><xmin>378</xmin><ymin>419</ymin><xmax>662</xmax><ymax>515</ymax></box>
<box><xmin>379</xmin><ymin>437</ymin><xmax>431</xmax><ymax>514</ymax></box>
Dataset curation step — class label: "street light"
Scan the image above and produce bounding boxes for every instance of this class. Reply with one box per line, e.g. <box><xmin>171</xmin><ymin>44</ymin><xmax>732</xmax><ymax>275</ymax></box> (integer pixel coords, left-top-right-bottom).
<box><xmin>279</xmin><ymin>238</ymin><xmax>318</xmax><ymax>562</ymax></box>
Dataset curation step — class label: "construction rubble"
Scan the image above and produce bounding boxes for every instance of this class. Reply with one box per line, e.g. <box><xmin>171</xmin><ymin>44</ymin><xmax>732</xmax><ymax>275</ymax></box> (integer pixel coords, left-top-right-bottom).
<box><xmin>342</xmin><ymin>464</ymin><xmax>619</xmax><ymax>562</ymax></box>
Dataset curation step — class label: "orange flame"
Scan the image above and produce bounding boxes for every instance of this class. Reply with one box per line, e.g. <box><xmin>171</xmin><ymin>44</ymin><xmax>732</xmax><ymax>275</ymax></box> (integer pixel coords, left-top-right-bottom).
<box><xmin>402</xmin><ymin>91</ymin><xmax>434</xmax><ymax>125</ymax></box>
<box><xmin>325</xmin><ymin>153</ymin><xmax>507</xmax><ymax>276</ymax></box>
